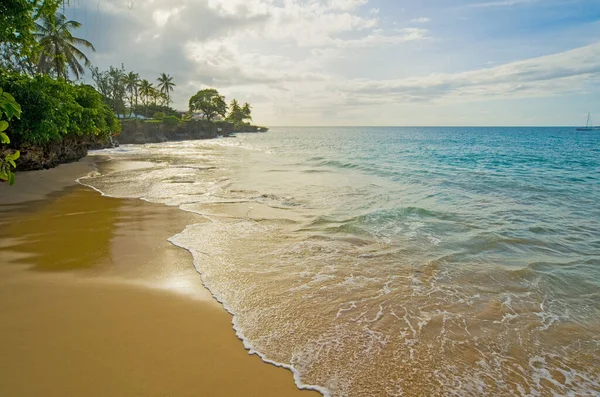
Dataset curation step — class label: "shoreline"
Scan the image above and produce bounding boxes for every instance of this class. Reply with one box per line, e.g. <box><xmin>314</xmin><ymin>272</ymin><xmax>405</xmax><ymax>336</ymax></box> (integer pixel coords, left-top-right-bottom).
<box><xmin>0</xmin><ymin>158</ymin><xmax>320</xmax><ymax>397</ymax></box>
<box><xmin>79</xmin><ymin>152</ymin><xmax>331</xmax><ymax>397</ymax></box>
<box><xmin>78</xmin><ymin>153</ymin><xmax>331</xmax><ymax>397</ymax></box>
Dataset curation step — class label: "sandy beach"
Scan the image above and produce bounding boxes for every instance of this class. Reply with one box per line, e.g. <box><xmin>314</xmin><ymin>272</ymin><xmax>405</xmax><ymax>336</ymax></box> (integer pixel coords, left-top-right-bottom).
<box><xmin>0</xmin><ymin>160</ymin><xmax>319</xmax><ymax>397</ymax></box>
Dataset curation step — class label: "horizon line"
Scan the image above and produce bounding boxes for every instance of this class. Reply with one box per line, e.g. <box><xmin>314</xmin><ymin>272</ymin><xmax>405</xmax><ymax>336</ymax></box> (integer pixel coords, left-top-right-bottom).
<box><xmin>264</xmin><ymin>125</ymin><xmax>587</xmax><ymax>128</ymax></box>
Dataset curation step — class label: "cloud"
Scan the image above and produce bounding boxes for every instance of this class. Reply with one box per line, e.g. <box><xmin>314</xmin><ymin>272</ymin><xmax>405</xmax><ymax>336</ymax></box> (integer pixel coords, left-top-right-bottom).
<box><xmin>342</xmin><ymin>42</ymin><xmax>600</xmax><ymax>102</ymax></box>
<box><xmin>74</xmin><ymin>0</ymin><xmax>427</xmax><ymax>108</ymax></box>
<box><xmin>69</xmin><ymin>0</ymin><xmax>600</xmax><ymax>125</ymax></box>
<box><xmin>466</xmin><ymin>0</ymin><xmax>538</xmax><ymax>8</ymax></box>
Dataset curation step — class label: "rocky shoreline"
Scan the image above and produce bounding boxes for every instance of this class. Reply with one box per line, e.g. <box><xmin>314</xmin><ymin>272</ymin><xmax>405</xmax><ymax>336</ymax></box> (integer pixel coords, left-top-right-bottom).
<box><xmin>15</xmin><ymin>120</ymin><xmax>268</xmax><ymax>170</ymax></box>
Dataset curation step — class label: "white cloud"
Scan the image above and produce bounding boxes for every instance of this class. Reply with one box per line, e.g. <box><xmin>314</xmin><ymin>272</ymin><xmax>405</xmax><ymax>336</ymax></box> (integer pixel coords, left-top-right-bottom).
<box><xmin>467</xmin><ymin>0</ymin><xmax>538</xmax><ymax>7</ymax></box>
<box><xmin>74</xmin><ymin>0</ymin><xmax>599</xmax><ymax>126</ymax></box>
<box><xmin>342</xmin><ymin>42</ymin><xmax>600</xmax><ymax>103</ymax></box>
<box><xmin>152</xmin><ymin>7</ymin><xmax>183</xmax><ymax>27</ymax></box>
<box><xmin>330</xmin><ymin>28</ymin><xmax>428</xmax><ymax>47</ymax></box>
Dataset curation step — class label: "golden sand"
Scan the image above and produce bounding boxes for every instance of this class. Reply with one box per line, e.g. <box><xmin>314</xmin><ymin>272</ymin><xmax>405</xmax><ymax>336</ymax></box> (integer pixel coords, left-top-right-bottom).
<box><xmin>0</xmin><ymin>163</ymin><xmax>319</xmax><ymax>397</ymax></box>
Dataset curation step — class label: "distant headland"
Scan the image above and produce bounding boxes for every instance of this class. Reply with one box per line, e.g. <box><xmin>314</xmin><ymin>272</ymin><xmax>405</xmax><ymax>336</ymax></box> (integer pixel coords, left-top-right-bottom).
<box><xmin>0</xmin><ymin>5</ymin><xmax>266</xmax><ymax>177</ymax></box>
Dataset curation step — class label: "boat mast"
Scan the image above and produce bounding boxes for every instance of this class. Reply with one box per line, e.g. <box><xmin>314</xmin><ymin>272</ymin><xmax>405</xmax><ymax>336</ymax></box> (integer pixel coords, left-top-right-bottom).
<box><xmin>586</xmin><ymin>113</ymin><xmax>591</xmax><ymax>128</ymax></box>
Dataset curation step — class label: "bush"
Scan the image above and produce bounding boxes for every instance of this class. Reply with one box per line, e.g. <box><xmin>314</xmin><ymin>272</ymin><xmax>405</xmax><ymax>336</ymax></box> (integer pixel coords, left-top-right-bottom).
<box><xmin>153</xmin><ymin>111</ymin><xmax>166</xmax><ymax>120</ymax></box>
<box><xmin>162</xmin><ymin>115</ymin><xmax>179</xmax><ymax>126</ymax></box>
<box><xmin>133</xmin><ymin>104</ymin><xmax>178</xmax><ymax>118</ymax></box>
<box><xmin>0</xmin><ymin>71</ymin><xmax>120</xmax><ymax>145</ymax></box>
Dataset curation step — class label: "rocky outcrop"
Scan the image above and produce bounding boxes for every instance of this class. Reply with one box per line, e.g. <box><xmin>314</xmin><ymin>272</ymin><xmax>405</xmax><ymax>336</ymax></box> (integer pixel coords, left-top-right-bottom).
<box><xmin>89</xmin><ymin>136</ymin><xmax>119</xmax><ymax>150</ymax></box>
<box><xmin>117</xmin><ymin>120</ymin><xmax>235</xmax><ymax>144</ymax></box>
<box><xmin>234</xmin><ymin>124</ymin><xmax>269</xmax><ymax>133</ymax></box>
<box><xmin>15</xmin><ymin>135</ymin><xmax>93</xmax><ymax>171</ymax></box>
<box><xmin>12</xmin><ymin>120</ymin><xmax>266</xmax><ymax>171</ymax></box>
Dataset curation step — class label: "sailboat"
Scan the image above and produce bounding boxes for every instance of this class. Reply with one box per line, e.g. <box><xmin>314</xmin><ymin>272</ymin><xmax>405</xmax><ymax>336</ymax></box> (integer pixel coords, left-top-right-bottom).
<box><xmin>576</xmin><ymin>113</ymin><xmax>595</xmax><ymax>131</ymax></box>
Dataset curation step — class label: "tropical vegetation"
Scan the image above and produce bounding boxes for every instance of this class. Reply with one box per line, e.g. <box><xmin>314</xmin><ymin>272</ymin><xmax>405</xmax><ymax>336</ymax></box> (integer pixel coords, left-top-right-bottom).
<box><xmin>91</xmin><ymin>66</ymin><xmax>179</xmax><ymax>118</ymax></box>
<box><xmin>0</xmin><ymin>1</ymin><xmax>262</xmax><ymax>184</ymax></box>
<box><xmin>1</xmin><ymin>71</ymin><xmax>119</xmax><ymax>145</ymax></box>
<box><xmin>35</xmin><ymin>12</ymin><xmax>95</xmax><ymax>79</ymax></box>
<box><xmin>188</xmin><ymin>89</ymin><xmax>228</xmax><ymax>122</ymax></box>
<box><xmin>0</xmin><ymin>0</ymin><xmax>118</xmax><ymax>183</ymax></box>
<box><xmin>227</xmin><ymin>99</ymin><xmax>252</xmax><ymax>125</ymax></box>
<box><xmin>157</xmin><ymin>73</ymin><xmax>176</xmax><ymax>106</ymax></box>
<box><xmin>0</xmin><ymin>88</ymin><xmax>21</xmax><ymax>185</ymax></box>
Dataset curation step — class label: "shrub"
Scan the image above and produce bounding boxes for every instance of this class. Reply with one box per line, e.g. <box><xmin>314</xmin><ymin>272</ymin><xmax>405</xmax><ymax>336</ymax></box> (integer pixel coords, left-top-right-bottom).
<box><xmin>153</xmin><ymin>111</ymin><xmax>166</xmax><ymax>120</ymax></box>
<box><xmin>132</xmin><ymin>104</ymin><xmax>178</xmax><ymax>118</ymax></box>
<box><xmin>162</xmin><ymin>115</ymin><xmax>179</xmax><ymax>126</ymax></box>
<box><xmin>0</xmin><ymin>71</ymin><xmax>119</xmax><ymax>145</ymax></box>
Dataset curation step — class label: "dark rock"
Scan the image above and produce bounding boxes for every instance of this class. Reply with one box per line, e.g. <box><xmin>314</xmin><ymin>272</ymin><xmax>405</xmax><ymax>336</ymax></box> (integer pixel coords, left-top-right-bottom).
<box><xmin>234</xmin><ymin>124</ymin><xmax>269</xmax><ymax>133</ymax></box>
<box><xmin>15</xmin><ymin>135</ymin><xmax>92</xmax><ymax>171</ymax></box>
<box><xmin>11</xmin><ymin>120</ymin><xmax>266</xmax><ymax>171</ymax></box>
<box><xmin>117</xmin><ymin>120</ymin><xmax>235</xmax><ymax>144</ymax></box>
<box><xmin>89</xmin><ymin>136</ymin><xmax>119</xmax><ymax>150</ymax></box>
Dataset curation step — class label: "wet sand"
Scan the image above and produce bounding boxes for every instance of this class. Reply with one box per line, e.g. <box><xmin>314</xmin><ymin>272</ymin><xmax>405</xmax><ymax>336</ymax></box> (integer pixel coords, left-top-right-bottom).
<box><xmin>0</xmin><ymin>161</ymin><xmax>319</xmax><ymax>397</ymax></box>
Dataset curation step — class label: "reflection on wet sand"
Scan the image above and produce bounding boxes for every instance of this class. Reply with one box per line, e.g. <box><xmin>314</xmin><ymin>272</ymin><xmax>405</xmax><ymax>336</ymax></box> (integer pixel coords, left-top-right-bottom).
<box><xmin>0</xmin><ymin>183</ymin><xmax>319</xmax><ymax>397</ymax></box>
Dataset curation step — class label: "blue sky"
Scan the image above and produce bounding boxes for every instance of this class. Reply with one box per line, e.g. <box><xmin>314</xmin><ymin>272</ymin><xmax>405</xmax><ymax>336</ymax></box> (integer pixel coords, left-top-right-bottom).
<box><xmin>70</xmin><ymin>0</ymin><xmax>600</xmax><ymax>125</ymax></box>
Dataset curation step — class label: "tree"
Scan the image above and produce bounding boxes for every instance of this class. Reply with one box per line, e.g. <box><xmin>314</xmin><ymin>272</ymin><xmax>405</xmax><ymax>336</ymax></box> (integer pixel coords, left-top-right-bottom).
<box><xmin>157</xmin><ymin>73</ymin><xmax>175</xmax><ymax>106</ymax></box>
<box><xmin>0</xmin><ymin>0</ymin><xmax>63</xmax><ymax>74</ymax></box>
<box><xmin>123</xmin><ymin>71</ymin><xmax>140</xmax><ymax>117</ymax></box>
<box><xmin>227</xmin><ymin>99</ymin><xmax>244</xmax><ymax>124</ymax></box>
<box><xmin>161</xmin><ymin>91</ymin><xmax>169</xmax><ymax>106</ymax></box>
<box><xmin>1</xmin><ymin>72</ymin><xmax>119</xmax><ymax>154</ymax></box>
<box><xmin>91</xmin><ymin>64</ymin><xmax>127</xmax><ymax>116</ymax></box>
<box><xmin>35</xmin><ymin>12</ymin><xmax>95</xmax><ymax>80</ymax></box>
<box><xmin>242</xmin><ymin>102</ymin><xmax>252</xmax><ymax>122</ymax></box>
<box><xmin>188</xmin><ymin>89</ymin><xmax>227</xmax><ymax>122</ymax></box>
<box><xmin>0</xmin><ymin>88</ymin><xmax>21</xmax><ymax>185</ymax></box>
<box><xmin>139</xmin><ymin>79</ymin><xmax>153</xmax><ymax>117</ymax></box>
<box><xmin>149</xmin><ymin>87</ymin><xmax>160</xmax><ymax>107</ymax></box>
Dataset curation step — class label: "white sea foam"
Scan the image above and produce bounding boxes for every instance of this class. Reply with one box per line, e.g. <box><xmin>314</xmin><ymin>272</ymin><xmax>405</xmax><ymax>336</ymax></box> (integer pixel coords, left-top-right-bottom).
<box><xmin>77</xmin><ymin>136</ymin><xmax>600</xmax><ymax>397</ymax></box>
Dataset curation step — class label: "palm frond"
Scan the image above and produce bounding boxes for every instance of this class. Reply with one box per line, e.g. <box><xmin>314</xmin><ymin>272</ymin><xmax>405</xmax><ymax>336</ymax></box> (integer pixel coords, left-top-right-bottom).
<box><xmin>70</xmin><ymin>37</ymin><xmax>96</xmax><ymax>51</ymax></box>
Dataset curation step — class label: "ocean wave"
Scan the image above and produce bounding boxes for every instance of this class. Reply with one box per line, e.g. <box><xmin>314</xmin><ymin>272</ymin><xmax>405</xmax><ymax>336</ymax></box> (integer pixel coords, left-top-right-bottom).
<box><xmin>78</xmin><ymin>128</ymin><xmax>600</xmax><ymax>396</ymax></box>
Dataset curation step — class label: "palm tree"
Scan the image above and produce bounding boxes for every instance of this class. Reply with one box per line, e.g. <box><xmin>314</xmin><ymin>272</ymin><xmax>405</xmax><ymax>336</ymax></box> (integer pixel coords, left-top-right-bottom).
<box><xmin>123</xmin><ymin>72</ymin><xmax>140</xmax><ymax>118</ymax></box>
<box><xmin>150</xmin><ymin>87</ymin><xmax>159</xmax><ymax>107</ymax></box>
<box><xmin>34</xmin><ymin>12</ymin><xmax>95</xmax><ymax>80</ymax></box>
<box><xmin>139</xmin><ymin>79</ymin><xmax>153</xmax><ymax>117</ymax></box>
<box><xmin>228</xmin><ymin>99</ymin><xmax>243</xmax><ymax>124</ymax></box>
<box><xmin>242</xmin><ymin>102</ymin><xmax>252</xmax><ymax>121</ymax></box>
<box><xmin>157</xmin><ymin>73</ymin><xmax>176</xmax><ymax>105</ymax></box>
<box><xmin>159</xmin><ymin>92</ymin><xmax>168</xmax><ymax>107</ymax></box>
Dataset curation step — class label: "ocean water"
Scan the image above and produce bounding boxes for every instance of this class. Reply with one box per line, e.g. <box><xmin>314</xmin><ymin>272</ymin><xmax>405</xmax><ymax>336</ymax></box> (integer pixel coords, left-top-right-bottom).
<box><xmin>82</xmin><ymin>127</ymin><xmax>600</xmax><ymax>396</ymax></box>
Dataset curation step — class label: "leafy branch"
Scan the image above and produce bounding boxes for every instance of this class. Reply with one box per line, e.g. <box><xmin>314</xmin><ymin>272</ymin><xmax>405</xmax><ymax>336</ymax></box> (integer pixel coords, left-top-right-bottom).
<box><xmin>0</xmin><ymin>88</ymin><xmax>22</xmax><ymax>185</ymax></box>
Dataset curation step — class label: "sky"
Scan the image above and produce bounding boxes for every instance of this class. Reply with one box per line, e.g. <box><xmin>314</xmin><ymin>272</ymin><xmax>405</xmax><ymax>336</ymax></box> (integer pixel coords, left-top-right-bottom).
<box><xmin>68</xmin><ymin>0</ymin><xmax>600</xmax><ymax>126</ymax></box>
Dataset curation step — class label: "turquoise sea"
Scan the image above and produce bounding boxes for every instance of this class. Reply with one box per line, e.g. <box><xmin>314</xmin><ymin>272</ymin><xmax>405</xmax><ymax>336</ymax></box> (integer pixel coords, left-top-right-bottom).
<box><xmin>85</xmin><ymin>127</ymin><xmax>600</xmax><ymax>396</ymax></box>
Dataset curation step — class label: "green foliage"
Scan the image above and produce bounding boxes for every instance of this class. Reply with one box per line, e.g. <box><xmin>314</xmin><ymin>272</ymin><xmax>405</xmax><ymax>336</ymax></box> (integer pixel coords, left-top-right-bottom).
<box><xmin>90</xmin><ymin>67</ymin><xmax>181</xmax><ymax>120</ymax></box>
<box><xmin>35</xmin><ymin>11</ymin><xmax>95</xmax><ymax>80</ymax></box>
<box><xmin>123</xmin><ymin>71</ymin><xmax>140</xmax><ymax>118</ymax></box>
<box><xmin>0</xmin><ymin>87</ymin><xmax>22</xmax><ymax>185</ymax></box>
<box><xmin>91</xmin><ymin>64</ymin><xmax>127</xmax><ymax>116</ymax></box>
<box><xmin>153</xmin><ymin>111</ymin><xmax>166</xmax><ymax>120</ymax></box>
<box><xmin>0</xmin><ymin>0</ymin><xmax>33</xmax><ymax>45</ymax></box>
<box><xmin>0</xmin><ymin>0</ymin><xmax>63</xmax><ymax>73</ymax></box>
<box><xmin>133</xmin><ymin>104</ymin><xmax>178</xmax><ymax>118</ymax></box>
<box><xmin>0</xmin><ymin>71</ymin><xmax>119</xmax><ymax>146</ymax></box>
<box><xmin>189</xmin><ymin>88</ymin><xmax>227</xmax><ymax>122</ymax></box>
<box><xmin>157</xmin><ymin>73</ymin><xmax>175</xmax><ymax>106</ymax></box>
<box><xmin>242</xmin><ymin>102</ymin><xmax>252</xmax><ymax>121</ymax></box>
<box><xmin>227</xmin><ymin>99</ymin><xmax>243</xmax><ymax>124</ymax></box>
<box><xmin>227</xmin><ymin>99</ymin><xmax>252</xmax><ymax>125</ymax></box>
<box><xmin>162</xmin><ymin>115</ymin><xmax>179</xmax><ymax>126</ymax></box>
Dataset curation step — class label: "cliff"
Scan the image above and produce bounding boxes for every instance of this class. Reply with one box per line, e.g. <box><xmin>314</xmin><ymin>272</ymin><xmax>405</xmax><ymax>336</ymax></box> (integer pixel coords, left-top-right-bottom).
<box><xmin>117</xmin><ymin>120</ymin><xmax>235</xmax><ymax>144</ymax></box>
<box><xmin>234</xmin><ymin>124</ymin><xmax>269</xmax><ymax>133</ymax></box>
<box><xmin>13</xmin><ymin>135</ymin><xmax>95</xmax><ymax>171</ymax></box>
<box><xmin>13</xmin><ymin>120</ymin><xmax>267</xmax><ymax>171</ymax></box>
